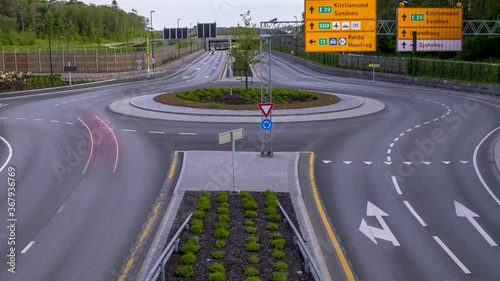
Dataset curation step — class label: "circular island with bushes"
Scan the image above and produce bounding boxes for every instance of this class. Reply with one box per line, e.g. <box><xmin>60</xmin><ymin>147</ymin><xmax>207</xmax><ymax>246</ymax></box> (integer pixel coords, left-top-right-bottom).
<box><xmin>153</xmin><ymin>88</ymin><xmax>341</xmax><ymax>110</ymax></box>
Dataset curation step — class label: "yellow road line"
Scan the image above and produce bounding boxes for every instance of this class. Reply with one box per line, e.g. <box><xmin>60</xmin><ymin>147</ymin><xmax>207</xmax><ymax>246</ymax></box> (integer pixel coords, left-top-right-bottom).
<box><xmin>215</xmin><ymin>53</ymin><xmax>228</xmax><ymax>82</ymax></box>
<box><xmin>168</xmin><ymin>151</ymin><xmax>179</xmax><ymax>180</ymax></box>
<box><xmin>118</xmin><ymin>202</ymin><xmax>162</xmax><ymax>281</ymax></box>
<box><xmin>309</xmin><ymin>152</ymin><xmax>355</xmax><ymax>281</ymax></box>
<box><xmin>118</xmin><ymin>151</ymin><xmax>179</xmax><ymax>280</ymax></box>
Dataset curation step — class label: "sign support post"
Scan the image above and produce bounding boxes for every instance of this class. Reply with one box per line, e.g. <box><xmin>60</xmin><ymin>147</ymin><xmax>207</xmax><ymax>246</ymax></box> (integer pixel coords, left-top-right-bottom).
<box><xmin>219</xmin><ymin>128</ymin><xmax>244</xmax><ymax>193</ymax></box>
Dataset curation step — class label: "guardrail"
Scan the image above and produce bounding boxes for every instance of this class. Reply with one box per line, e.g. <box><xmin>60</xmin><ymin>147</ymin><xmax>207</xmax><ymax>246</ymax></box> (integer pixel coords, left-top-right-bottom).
<box><xmin>145</xmin><ymin>212</ymin><xmax>193</xmax><ymax>281</ymax></box>
<box><xmin>277</xmin><ymin>201</ymin><xmax>323</xmax><ymax>281</ymax></box>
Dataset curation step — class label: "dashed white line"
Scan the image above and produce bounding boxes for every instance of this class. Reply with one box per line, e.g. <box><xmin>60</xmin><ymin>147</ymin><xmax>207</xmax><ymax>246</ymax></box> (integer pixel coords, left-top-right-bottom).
<box><xmin>57</xmin><ymin>204</ymin><xmax>66</xmax><ymax>213</ymax></box>
<box><xmin>92</xmin><ymin>95</ymin><xmax>99</xmax><ymax>98</ymax></box>
<box><xmin>460</xmin><ymin>161</ymin><xmax>469</xmax><ymax>164</ymax></box>
<box><xmin>50</xmin><ymin>120</ymin><xmax>60</xmax><ymax>123</ymax></box>
<box><xmin>442</xmin><ymin>161</ymin><xmax>451</xmax><ymax>165</ymax></box>
<box><xmin>394</xmin><ymin>138</ymin><xmax>399</xmax><ymax>142</ymax></box>
<box><xmin>434</xmin><ymin>101</ymin><xmax>441</xmax><ymax>104</ymax></box>
<box><xmin>422</xmin><ymin>161</ymin><xmax>431</xmax><ymax>165</ymax></box>
<box><xmin>384</xmin><ymin>161</ymin><xmax>392</xmax><ymax>165</ymax></box>
<box><xmin>149</xmin><ymin>131</ymin><xmax>165</xmax><ymax>134</ymax></box>
<box><xmin>34</xmin><ymin>119</ymin><xmax>44</xmax><ymax>121</ymax></box>
<box><xmin>0</xmin><ymin>117</ymin><xmax>7</xmax><ymax>119</ymax></box>
<box><xmin>441</xmin><ymin>115</ymin><xmax>446</xmax><ymax>118</ymax></box>
<box><xmin>81</xmin><ymin>97</ymin><xmax>87</xmax><ymax>100</ymax></box>
<box><xmin>363</xmin><ymin>161</ymin><xmax>373</xmax><ymax>165</ymax></box>
<box><xmin>389</xmin><ymin>143</ymin><xmax>394</xmax><ymax>148</ymax></box>
<box><xmin>403</xmin><ymin>162</ymin><xmax>412</xmax><ymax>165</ymax></box>
<box><xmin>404</xmin><ymin>201</ymin><xmax>427</xmax><ymax>226</ymax></box>
<box><xmin>121</xmin><ymin>129</ymin><xmax>137</xmax><ymax>132</ymax></box>
<box><xmin>433</xmin><ymin>236</ymin><xmax>470</xmax><ymax>274</ymax></box>
<box><xmin>433</xmin><ymin>118</ymin><xmax>440</xmax><ymax>122</ymax></box>
<box><xmin>17</xmin><ymin>117</ymin><xmax>27</xmax><ymax>120</ymax></box>
<box><xmin>21</xmin><ymin>241</ymin><xmax>35</xmax><ymax>254</ymax></box>
<box><xmin>55</xmin><ymin>104</ymin><xmax>60</xmax><ymax>107</ymax></box>
<box><xmin>387</xmin><ymin>149</ymin><xmax>392</xmax><ymax>154</ymax></box>
<box><xmin>179</xmin><ymin>133</ymin><xmax>198</xmax><ymax>135</ymax></box>
<box><xmin>391</xmin><ymin>176</ymin><xmax>403</xmax><ymax>195</ymax></box>
<box><xmin>424</xmin><ymin>121</ymin><xmax>431</xmax><ymax>125</ymax></box>
<box><xmin>61</xmin><ymin>101</ymin><xmax>67</xmax><ymax>104</ymax></box>
<box><xmin>414</xmin><ymin>125</ymin><xmax>421</xmax><ymax>128</ymax></box>
<box><xmin>387</xmin><ymin>156</ymin><xmax>392</xmax><ymax>162</ymax></box>
<box><xmin>343</xmin><ymin>161</ymin><xmax>352</xmax><ymax>165</ymax></box>
<box><xmin>71</xmin><ymin>99</ymin><xmax>76</xmax><ymax>102</ymax></box>
<box><xmin>406</xmin><ymin>128</ymin><xmax>413</xmax><ymax>132</ymax></box>
<box><xmin>0</xmin><ymin>103</ymin><xmax>8</xmax><ymax>108</ymax></box>
<box><xmin>65</xmin><ymin>122</ymin><xmax>74</xmax><ymax>125</ymax></box>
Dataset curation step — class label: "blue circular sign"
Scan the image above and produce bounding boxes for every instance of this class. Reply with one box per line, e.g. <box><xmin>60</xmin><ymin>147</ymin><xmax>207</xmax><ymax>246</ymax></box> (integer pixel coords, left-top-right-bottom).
<box><xmin>261</xmin><ymin>119</ymin><xmax>273</xmax><ymax>131</ymax></box>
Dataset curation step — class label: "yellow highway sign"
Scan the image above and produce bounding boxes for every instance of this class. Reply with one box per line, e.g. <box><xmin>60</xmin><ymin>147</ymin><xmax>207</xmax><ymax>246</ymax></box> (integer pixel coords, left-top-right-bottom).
<box><xmin>305</xmin><ymin>31</ymin><xmax>376</xmax><ymax>52</ymax></box>
<box><xmin>305</xmin><ymin>20</ymin><xmax>376</xmax><ymax>32</ymax></box>
<box><xmin>305</xmin><ymin>0</ymin><xmax>377</xmax><ymax>20</ymax></box>
<box><xmin>397</xmin><ymin>27</ymin><xmax>462</xmax><ymax>40</ymax></box>
<box><xmin>397</xmin><ymin>8</ymin><xmax>462</xmax><ymax>28</ymax></box>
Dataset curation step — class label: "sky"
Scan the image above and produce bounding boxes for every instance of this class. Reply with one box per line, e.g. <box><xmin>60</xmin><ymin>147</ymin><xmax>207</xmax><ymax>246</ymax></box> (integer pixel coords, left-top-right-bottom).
<box><xmin>80</xmin><ymin>0</ymin><xmax>304</xmax><ymax>29</ymax></box>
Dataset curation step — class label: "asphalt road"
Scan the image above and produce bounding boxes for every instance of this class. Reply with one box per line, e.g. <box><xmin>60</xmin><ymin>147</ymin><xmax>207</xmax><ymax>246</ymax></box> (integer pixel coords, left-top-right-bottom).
<box><xmin>0</xmin><ymin>49</ymin><xmax>499</xmax><ymax>281</ymax></box>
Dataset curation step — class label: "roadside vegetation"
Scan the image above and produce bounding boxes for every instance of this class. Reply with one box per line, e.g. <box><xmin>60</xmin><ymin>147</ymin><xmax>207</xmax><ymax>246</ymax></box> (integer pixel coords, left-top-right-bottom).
<box><xmin>153</xmin><ymin>88</ymin><xmax>341</xmax><ymax>110</ymax></box>
<box><xmin>0</xmin><ymin>71</ymin><xmax>90</xmax><ymax>92</ymax></box>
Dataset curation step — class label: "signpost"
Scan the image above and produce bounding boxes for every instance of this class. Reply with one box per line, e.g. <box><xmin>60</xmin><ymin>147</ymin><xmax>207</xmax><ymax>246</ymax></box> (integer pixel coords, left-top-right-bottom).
<box><xmin>397</xmin><ymin>7</ymin><xmax>463</xmax><ymax>52</ymax></box>
<box><xmin>305</xmin><ymin>0</ymin><xmax>377</xmax><ymax>52</ymax></box>
<box><xmin>368</xmin><ymin>63</ymin><xmax>380</xmax><ymax>82</ymax></box>
<box><xmin>63</xmin><ymin>62</ymin><xmax>77</xmax><ymax>86</ymax></box>
<box><xmin>219</xmin><ymin>128</ymin><xmax>244</xmax><ymax>193</ymax></box>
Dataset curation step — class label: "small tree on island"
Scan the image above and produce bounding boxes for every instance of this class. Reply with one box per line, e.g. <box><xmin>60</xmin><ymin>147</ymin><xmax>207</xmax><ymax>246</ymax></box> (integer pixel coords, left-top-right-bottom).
<box><xmin>230</xmin><ymin>10</ymin><xmax>260</xmax><ymax>93</ymax></box>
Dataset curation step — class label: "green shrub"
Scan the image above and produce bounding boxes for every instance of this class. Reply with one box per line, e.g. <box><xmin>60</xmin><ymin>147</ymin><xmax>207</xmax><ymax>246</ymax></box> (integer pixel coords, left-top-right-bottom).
<box><xmin>244</xmin><ymin>211</ymin><xmax>258</xmax><ymax>218</ymax></box>
<box><xmin>215</xmin><ymin>240</ymin><xmax>227</xmax><ymax>248</ymax></box>
<box><xmin>267</xmin><ymin>223</ymin><xmax>279</xmax><ymax>231</ymax></box>
<box><xmin>218</xmin><ymin>214</ymin><xmax>231</xmax><ymax>222</ymax></box>
<box><xmin>217</xmin><ymin>191</ymin><xmax>228</xmax><ymax>203</ymax></box>
<box><xmin>217</xmin><ymin>207</ymin><xmax>229</xmax><ymax>214</ymax></box>
<box><xmin>200</xmin><ymin>191</ymin><xmax>211</xmax><ymax>198</ymax></box>
<box><xmin>267</xmin><ymin>213</ymin><xmax>281</xmax><ymax>222</ymax></box>
<box><xmin>238</xmin><ymin>191</ymin><xmax>251</xmax><ymax>198</ymax></box>
<box><xmin>215</xmin><ymin>228</ymin><xmax>230</xmax><ymax>239</ymax></box>
<box><xmin>271</xmin><ymin>239</ymin><xmax>286</xmax><ymax>250</ymax></box>
<box><xmin>194</xmin><ymin>210</ymin><xmax>206</xmax><ymax>219</ymax></box>
<box><xmin>272</xmin><ymin>250</ymin><xmax>286</xmax><ymax>259</ymax></box>
<box><xmin>212</xmin><ymin>250</ymin><xmax>226</xmax><ymax>259</ymax></box>
<box><xmin>246</xmin><ymin>226</ymin><xmax>257</xmax><ymax>234</ymax></box>
<box><xmin>266</xmin><ymin>206</ymin><xmax>278</xmax><ymax>215</ymax></box>
<box><xmin>209</xmin><ymin>271</ymin><xmax>226</xmax><ymax>281</ymax></box>
<box><xmin>209</xmin><ymin>263</ymin><xmax>226</xmax><ymax>273</ymax></box>
<box><xmin>246</xmin><ymin>236</ymin><xmax>259</xmax><ymax>244</ymax></box>
<box><xmin>244</xmin><ymin>219</ymin><xmax>254</xmax><ymax>227</ymax></box>
<box><xmin>175</xmin><ymin>265</ymin><xmax>194</xmax><ymax>277</ymax></box>
<box><xmin>191</xmin><ymin>219</ymin><xmax>203</xmax><ymax>234</ymax></box>
<box><xmin>246</xmin><ymin>277</ymin><xmax>261</xmax><ymax>281</ymax></box>
<box><xmin>181</xmin><ymin>237</ymin><xmax>200</xmax><ymax>254</ymax></box>
<box><xmin>272</xmin><ymin>272</ymin><xmax>287</xmax><ymax>281</ymax></box>
<box><xmin>246</xmin><ymin>242</ymin><xmax>260</xmax><ymax>252</ymax></box>
<box><xmin>270</xmin><ymin>232</ymin><xmax>282</xmax><ymax>240</ymax></box>
<box><xmin>216</xmin><ymin>221</ymin><xmax>228</xmax><ymax>230</ymax></box>
<box><xmin>180</xmin><ymin>253</ymin><xmax>197</xmax><ymax>265</ymax></box>
<box><xmin>197</xmin><ymin>197</ymin><xmax>211</xmax><ymax>211</ymax></box>
<box><xmin>220</xmin><ymin>202</ymin><xmax>230</xmax><ymax>209</ymax></box>
<box><xmin>244</xmin><ymin>266</ymin><xmax>260</xmax><ymax>276</ymax></box>
<box><xmin>273</xmin><ymin>261</ymin><xmax>289</xmax><ymax>272</ymax></box>
<box><xmin>243</xmin><ymin>200</ymin><xmax>258</xmax><ymax>210</ymax></box>
<box><xmin>265</xmin><ymin>197</ymin><xmax>279</xmax><ymax>208</ymax></box>
<box><xmin>248</xmin><ymin>255</ymin><xmax>260</xmax><ymax>264</ymax></box>
<box><xmin>264</xmin><ymin>189</ymin><xmax>276</xmax><ymax>198</ymax></box>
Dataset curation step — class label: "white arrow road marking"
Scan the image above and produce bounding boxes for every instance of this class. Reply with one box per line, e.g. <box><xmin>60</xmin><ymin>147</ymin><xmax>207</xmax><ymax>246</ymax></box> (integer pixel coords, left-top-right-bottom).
<box><xmin>343</xmin><ymin>161</ymin><xmax>352</xmax><ymax>165</ymax></box>
<box><xmin>322</xmin><ymin>160</ymin><xmax>332</xmax><ymax>164</ymax></box>
<box><xmin>363</xmin><ymin>161</ymin><xmax>373</xmax><ymax>165</ymax></box>
<box><xmin>422</xmin><ymin>161</ymin><xmax>431</xmax><ymax>165</ymax></box>
<box><xmin>442</xmin><ymin>161</ymin><xmax>451</xmax><ymax>165</ymax></box>
<box><xmin>386</xmin><ymin>156</ymin><xmax>392</xmax><ymax>162</ymax></box>
<box><xmin>391</xmin><ymin>176</ymin><xmax>403</xmax><ymax>195</ymax></box>
<box><xmin>455</xmin><ymin>201</ymin><xmax>497</xmax><ymax>246</ymax></box>
<box><xmin>384</xmin><ymin>162</ymin><xmax>393</xmax><ymax>165</ymax></box>
<box><xmin>433</xmin><ymin>236</ymin><xmax>471</xmax><ymax>274</ymax></box>
<box><xmin>403</xmin><ymin>162</ymin><xmax>412</xmax><ymax>165</ymax></box>
<box><xmin>359</xmin><ymin>201</ymin><xmax>400</xmax><ymax>246</ymax></box>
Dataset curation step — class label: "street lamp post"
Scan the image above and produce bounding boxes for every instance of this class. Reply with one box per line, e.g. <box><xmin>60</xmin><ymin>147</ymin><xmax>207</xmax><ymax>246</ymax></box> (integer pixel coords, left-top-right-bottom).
<box><xmin>48</xmin><ymin>1</ymin><xmax>55</xmax><ymax>86</ymax></box>
<box><xmin>293</xmin><ymin>16</ymin><xmax>298</xmax><ymax>56</ymax></box>
<box><xmin>150</xmin><ymin>10</ymin><xmax>155</xmax><ymax>68</ymax></box>
<box><xmin>177</xmin><ymin>18</ymin><xmax>181</xmax><ymax>58</ymax></box>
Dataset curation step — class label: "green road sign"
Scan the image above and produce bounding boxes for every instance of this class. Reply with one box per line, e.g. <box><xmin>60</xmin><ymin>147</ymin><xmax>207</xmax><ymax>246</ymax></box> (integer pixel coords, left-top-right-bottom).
<box><xmin>368</xmin><ymin>64</ymin><xmax>380</xmax><ymax>68</ymax></box>
<box><xmin>318</xmin><ymin>38</ymin><xmax>327</xmax><ymax>46</ymax></box>
<box><xmin>410</xmin><ymin>14</ymin><xmax>424</xmax><ymax>21</ymax></box>
<box><xmin>318</xmin><ymin>22</ymin><xmax>331</xmax><ymax>30</ymax></box>
<box><xmin>318</xmin><ymin>6</ymin><xmax>332</xmax><ymax>14</ymax></box>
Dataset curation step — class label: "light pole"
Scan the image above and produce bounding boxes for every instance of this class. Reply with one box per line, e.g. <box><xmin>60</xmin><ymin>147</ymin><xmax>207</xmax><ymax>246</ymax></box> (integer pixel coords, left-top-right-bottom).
<box><xmin>150</xmin><ymin>10</ymin><xmax>155</xmax><ymax>68</ymax></box>
<box><xmin>293</xmin><ymin>16</ymin><xmax>298</xmax><ymax>56</ymax></box>
<box><xmin>48</xmin><ymin>0</ymin><xmax>55</xmax><ymax>86</ymax></box>
<box><xmin>177</xmin><ymin>18</ymin><xmax>181</xmax><ymax>29</ymax></box>
<box><xmin>177</xmin><ymin>18</ymin><xmax>181</xmax><ymax>58</ymax></box>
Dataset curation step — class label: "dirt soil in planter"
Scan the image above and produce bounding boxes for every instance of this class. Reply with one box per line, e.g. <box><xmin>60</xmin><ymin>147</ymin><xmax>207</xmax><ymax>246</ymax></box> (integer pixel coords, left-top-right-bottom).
<box><xmin>162</xmin><ymin>191</ymin><xmax>314</xmax><ymax>281</ymax></box>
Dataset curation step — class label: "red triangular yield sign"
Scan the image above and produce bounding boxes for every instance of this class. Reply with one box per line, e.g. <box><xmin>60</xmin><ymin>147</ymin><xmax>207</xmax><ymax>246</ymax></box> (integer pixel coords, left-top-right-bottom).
<box><xmin>258</xmin><ymin>103</ymin><xmax>274</xmax><ymax>118</ymax></box>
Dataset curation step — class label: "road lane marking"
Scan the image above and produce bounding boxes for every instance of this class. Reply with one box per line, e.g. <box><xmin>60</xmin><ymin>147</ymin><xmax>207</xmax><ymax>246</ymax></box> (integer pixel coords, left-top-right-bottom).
<box><xmin>433</xmin><ymin>236</ymin><xmax>470</xmax><ymax>274</ymax></box>
<box><xmin>121</xmin><ymin>129</ymin><xmax>137</xmax><ymax>132</ymax></box>
<box><xmin>414</xmin><ymin>125</ymin><xmax>421</xmax><ymax>128</ymax></box>
<box><xmin>34</xmin><ymin>119</ymin><xmax>44</xmax><ymax>121</ymax></box>
<box><xmin>442</xmin><ymin>161</ymin><xmax>451</xmax><ymax>165</ymax></box>
<box><xmin>77</xmin><ymin>117</ymin><xmax>94</xmax><ymax>175</ymax></box>
<box><xmin>65</xmin><ymin>122</ymin><xmax>74</xmax><ymax>125</ymax></box>
<box><xmin>403</xmin><ymin>162</ymin><xmax>412</xmax><ymax>165</ymax></box>
<box><xmin>363</xmin><ymin>161</ymin><xmax>373</xmax><ymax>165</ymax></box>
<box><xmin>168</xmin><ymin>151</ymin><xmax>179</xmax><ymax>180</ymax></box>
<box><xmin>391</xmin><ymin>176</ymin><xmax>403</xmax><ymax>195</ymax></box>
<box><xmin>455</xmin><ymin>201</ymin><xmax>497</xmax><ymax>246</ymax></box>
<box><xmin>424</xmin><ymin>121</ymin><xmax>431</xmax><ymax>125</ymax></box>
<box><xmin>422</xmin><ymin>161</ymin><xmax>431</xmax><ymax>165</ymax></box>
<box><xmin>179</xmin><ymin>133</ymin><xmax>198</xmax><ymax>135</ymax></box>
<box><xmin>389</xmin><ymin>143</ymin><xmax>394</xmax><ymax>148</ymax></box>
<box><xmin>54</xmin><ymin>104</ymin><xmax>60</xmax><ymax>106</ymax></box>
<box><xmin>17</xmin><ymin>118</ymin><xmax>27</xmax><ymax>120</ymax></box>
<box><xmin>309</xmin><ymin>153</ymin><xmax>355</xmax><ymax>281</ymax></box>
<box><xmin>0</xmin><ymin>117</ymin><xmax>7</xmax><ymax>119</ymax></box>
<box><xmin>96</xmin><ymin>116</ymin><xmax>119</xmax><ymax>173</ymax></box>
<box><xmin>57</xmin><ymin>204</ymin><xmax>66</xmax><ymax>213</ymax></box>
<box><xmin>92</xmin><ymin>95</ymin><xmax>99</xmax><ymax>98</ymax></box>
<box><xmin>400</xmin><ymin>133</ymin><xmax>405</xmax><ymax>137</ymax></box>
<box><xmin>387</xmin><ymin>156</ymin><xmax>392</xmax><ymax>162</ymax></box>
<box><xmin>460</xmin><ymin>161</ymin><xmax>469</xmax><ymax>164</ymax></box>
<box><xmin>0</xmin><ymin>136</ymin><xmax>13</xmax><ymax>172</ymax></box>
<box><xmin>394</xmin><ymin>138</ymin><xmax>399</xmax><ymax>142</ymax></box>
<box><xmin>0</xmin><ymin>103</ymin><xmax>8</xmax><ymax>108</ymax></box>
<box><xmin>406</xmin><ymin>128</ymin><xmax>412</xmax><ymax>132</ymax></box>
<box><xmin>50</xmin><ymin>120</ymin><xmax>60</xmax><ymax>123</ymax></box>
<box><xmin>387</xmin><ymin>149</ymin><xmax>391</xmax><ymax>154</ymax></box>
<box><xmin>149</xmin><ymin>131</ymin><xmax>165</xmax><ymax>134</ymax></box>
<box><xmin>433</xmin><ymin>118</ymin><xmax>440</xmax><ymax>122</ymax></box>
<box><xmin>71</xmin><ymin>99</ymin><xmax>76</xmax><ymax>102</ymax></box>
<box><xmin>21</xmin><ymin>241</ymin><xmax>35</xmax><ymax>254</ymax></box>
<box><xmin>384</xmin><ymin>161</ymin><xmax>392</xmax><ymax>165</ymax></box>
<box><xmin>404</xmin><ymin>201</ymin><xmax>427</xmax><ymax>226</ymax></box>
<box><xmin>473</xmin><ymin>126</ymin><xmax>500</xmax><ymax>206</ymax></box>
<box><xmin>343</xmin><ymin>161</ymin><xmax>352</xmax><ymax>165</ymax></box>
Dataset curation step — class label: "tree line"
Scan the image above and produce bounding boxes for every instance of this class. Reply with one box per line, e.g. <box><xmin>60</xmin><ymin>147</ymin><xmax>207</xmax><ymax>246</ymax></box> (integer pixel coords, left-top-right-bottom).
<box><xmin>0</xmin><ymin>0</ymin><xmax>147</xmax><ymax>47</ymax></box>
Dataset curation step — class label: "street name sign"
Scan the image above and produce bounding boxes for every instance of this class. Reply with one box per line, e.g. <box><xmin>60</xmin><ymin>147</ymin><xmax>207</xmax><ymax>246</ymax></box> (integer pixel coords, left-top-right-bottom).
<box><xmin>305</xmin><ymin>0</ymin><xmax>377</xmax><ymax>52</ymax></box>
<box><xmin>397</xmin><ymin>7</ymin><xmax>463</xmax><ymax>52</ymax></box>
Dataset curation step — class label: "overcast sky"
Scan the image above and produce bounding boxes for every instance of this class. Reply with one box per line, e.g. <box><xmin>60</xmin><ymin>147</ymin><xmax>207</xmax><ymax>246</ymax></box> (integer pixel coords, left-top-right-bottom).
<box><xmin>80</xmin><ymin>0</ymin><xmax>303</xmax><ymax>29</ymax></box>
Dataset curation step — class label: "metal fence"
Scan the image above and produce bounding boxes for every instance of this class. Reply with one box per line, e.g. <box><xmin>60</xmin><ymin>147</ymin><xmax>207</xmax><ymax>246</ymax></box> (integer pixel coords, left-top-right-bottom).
<box><xmin>0</xmin><ymin>40</ymin><xmax>203</xmax><ymax>74</ymax></box>
<box><xmin>145</xmin><ymin>213</ymin><xmax>193</xmax><ymax>281</ymax></box>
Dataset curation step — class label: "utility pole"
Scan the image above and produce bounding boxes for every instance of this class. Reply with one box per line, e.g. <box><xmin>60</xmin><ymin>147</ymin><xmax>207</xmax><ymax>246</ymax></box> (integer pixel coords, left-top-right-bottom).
<box><xmin>150</xmin><ymin>10</ymin><xmax>155</xmax><ymax>68</ymax></box>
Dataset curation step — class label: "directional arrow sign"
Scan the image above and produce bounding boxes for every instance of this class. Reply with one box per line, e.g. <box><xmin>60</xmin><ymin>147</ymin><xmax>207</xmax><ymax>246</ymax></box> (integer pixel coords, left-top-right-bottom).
<box><xmin>455</xmin><ymin>201</ymin><xmax>497</xmax><ymax>246</ymax></box>
<box><xmin>258</xmin><ymin>103</ymin><xmax>274</xmax><ymax>118</ymax></box>
<box><xmin>359</xmin><ymin>201</ymin><xmax>400</xmax><ymax>246</ymax></box>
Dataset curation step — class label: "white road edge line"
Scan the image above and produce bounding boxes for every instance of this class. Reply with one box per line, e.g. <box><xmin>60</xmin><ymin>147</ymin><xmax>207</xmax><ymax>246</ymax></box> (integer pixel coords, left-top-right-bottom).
<box><xmin>57</xmin><ymin>204</ymin><xmax>66</xmax><ymax>213</ymax></box>
<box><xmin>0</xmin><ymin>136</ymin><xmax>13</xmax><ymax>173</ymax></box>
<box><xmin>21</xmin><ymin>241</ymin><xmax>35</xmax><ymax>254</ymax></box>
<box><xmin>391</xmin><ymin>176</ymin><xmax>403</xmax><ymax>195</ymax></box>
<box><xmin>95</xmin><ymin>116</ymin><xmax>119</xmax><ymax>173</ymax></box>
<box><xmin>77</xmin><ymin>117</ymin><xmax>94</xmax><ymax>175</ymax></box>
<box><xmin>121</xmin><ymin>129</ymin><xmax>137</xmax><ymax>132</ymax></box>
<box><xmin>403</xmin><ymin>201</ymin><xmax>427</xmax><ymax>226</ymax></box>
<box><xmin>433</xmin><ymin>236</ymin><xmax>470</xmax><ymax>274</ymax></box>
<box><xmin>473</xmin><ymin>126</ymin><xmax>500</xmax><ymax>206</ymax></box>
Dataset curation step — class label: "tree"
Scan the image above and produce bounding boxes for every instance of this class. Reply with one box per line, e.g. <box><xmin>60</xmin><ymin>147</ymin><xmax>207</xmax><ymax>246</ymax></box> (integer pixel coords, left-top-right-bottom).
<box><xmin>230</xmin><ymin>10</ymin><xmax>260</xmax><ymax>92</ymax></box>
